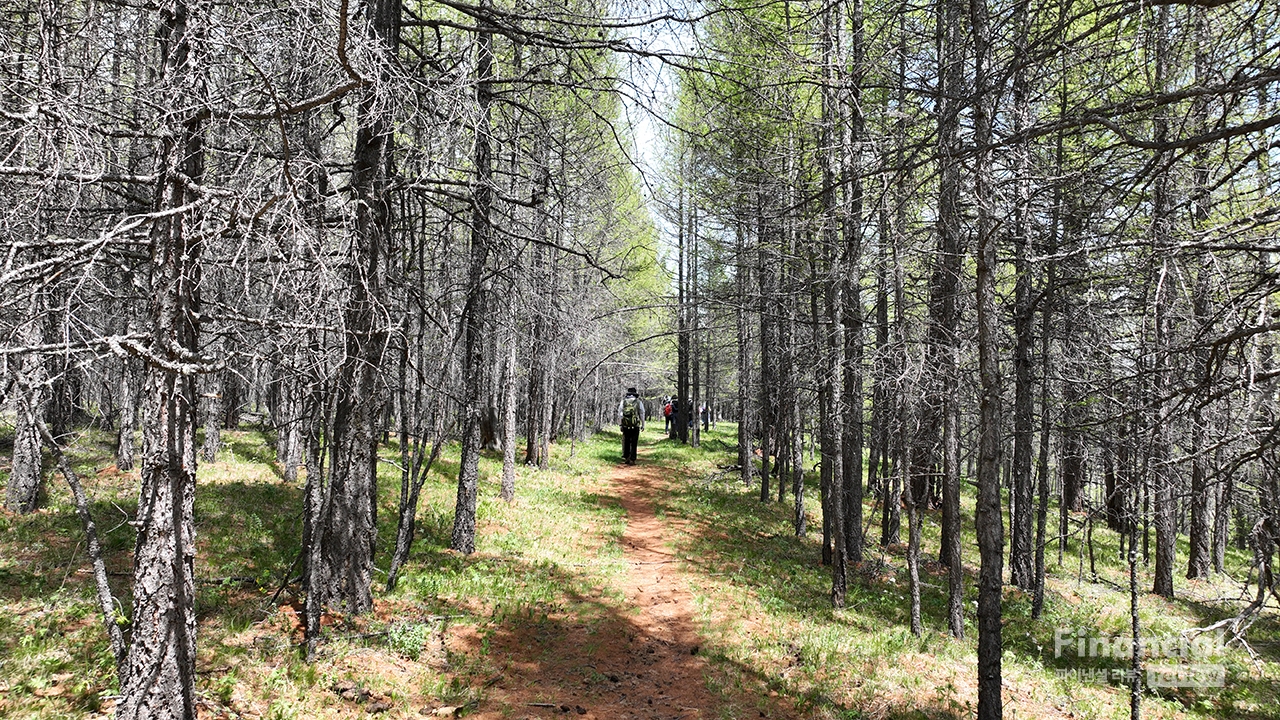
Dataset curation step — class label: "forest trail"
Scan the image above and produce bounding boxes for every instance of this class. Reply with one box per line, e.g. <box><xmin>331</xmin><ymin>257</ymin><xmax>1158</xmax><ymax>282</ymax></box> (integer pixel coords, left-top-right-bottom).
<box><xmin>460</xmin><ymin>444</ymin><xmax>792</xmax><ymax>720</ymax></box>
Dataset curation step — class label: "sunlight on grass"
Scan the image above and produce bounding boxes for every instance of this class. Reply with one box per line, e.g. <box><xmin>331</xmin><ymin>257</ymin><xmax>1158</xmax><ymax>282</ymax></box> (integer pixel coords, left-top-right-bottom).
<box><xmin>0</xmin><ymin>419</ymin><xmax>1276</xmax><ymax>719</ymax></box>
<box><xmin>661</xmin><ymin>423</ymin><xmax>1279</xmax><ymax>720</ymax></box>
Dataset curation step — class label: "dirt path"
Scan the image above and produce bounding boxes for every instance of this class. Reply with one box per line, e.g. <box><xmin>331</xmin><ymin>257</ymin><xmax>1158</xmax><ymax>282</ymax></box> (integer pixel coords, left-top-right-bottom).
<box><xmin>461</xmin><ymin>446</ymin><xmax>789</xmax><ymax>720</ymax></box>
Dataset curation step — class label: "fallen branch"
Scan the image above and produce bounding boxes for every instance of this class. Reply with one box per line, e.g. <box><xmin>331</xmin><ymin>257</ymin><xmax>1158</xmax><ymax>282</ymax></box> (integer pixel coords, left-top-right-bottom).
<box><xmin>28</xmin><ymin>407</ymin><xmax>127</xmax><ymax>687</ymax></box>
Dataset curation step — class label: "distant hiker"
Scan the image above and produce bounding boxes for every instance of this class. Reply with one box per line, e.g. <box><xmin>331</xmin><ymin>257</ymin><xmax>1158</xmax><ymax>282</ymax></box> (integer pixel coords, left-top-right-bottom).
<box><xmin>619</xmin><ymin>387</ymin><xmax>646</xmax><ymax>465</ymax></box>
<box><xmin>701</xmin><ymin>403</ymin><xmax>710</xmax><ymax>432</ymax></box>
<box><xmin>663</xmin><ymin>397</ymin><xmax>673</xmax><ymax>432</ymax></box>
<box><xmin>667</xmin><ymin>396</ymin><xmax>680</xmax><ymax>439</ymax></box>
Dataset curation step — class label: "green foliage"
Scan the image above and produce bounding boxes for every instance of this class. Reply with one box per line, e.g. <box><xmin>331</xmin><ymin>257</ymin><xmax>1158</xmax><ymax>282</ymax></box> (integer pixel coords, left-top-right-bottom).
<box><xmin>387</xmin><ymin>621</ymin><xmax>431</xmax><ymax>660</ymax></box>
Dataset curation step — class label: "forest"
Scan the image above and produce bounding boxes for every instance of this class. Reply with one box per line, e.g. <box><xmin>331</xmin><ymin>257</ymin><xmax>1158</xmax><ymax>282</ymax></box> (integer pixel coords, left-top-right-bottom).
<box><xmin>1</xmin><ymin>0</ymin><xmax>1278</xmax><ymax>718</ymax></box>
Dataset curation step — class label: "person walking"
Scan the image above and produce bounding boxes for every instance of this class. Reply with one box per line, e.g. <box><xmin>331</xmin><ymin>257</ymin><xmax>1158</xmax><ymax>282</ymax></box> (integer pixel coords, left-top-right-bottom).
<box><xmin>619</xmin><ymin>387</ymin><xmax>646</xmax><ymax>465</ymax></box>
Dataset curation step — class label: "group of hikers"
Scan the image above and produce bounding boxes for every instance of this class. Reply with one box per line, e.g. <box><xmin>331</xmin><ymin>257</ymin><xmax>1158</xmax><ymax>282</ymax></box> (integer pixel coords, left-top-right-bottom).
<box><xmin>616</xmin><ymin>387</ymin><xmax>714</xmax><ymax>465</ymax></box>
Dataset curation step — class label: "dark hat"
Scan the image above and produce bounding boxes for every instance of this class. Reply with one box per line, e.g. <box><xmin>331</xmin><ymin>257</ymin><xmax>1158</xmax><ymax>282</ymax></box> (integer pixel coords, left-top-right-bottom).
<box><xmin>626</xmin><ymin>387</ymin><xmax>638</xmax><ymax>395</ymax></box>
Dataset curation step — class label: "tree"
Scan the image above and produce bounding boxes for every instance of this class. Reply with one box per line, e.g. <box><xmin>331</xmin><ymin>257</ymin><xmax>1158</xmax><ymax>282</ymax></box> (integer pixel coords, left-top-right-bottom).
<box><xmin>117</xmin><ymin>2</ymin><xmax>207</xmax><ymax>714</ymax></box>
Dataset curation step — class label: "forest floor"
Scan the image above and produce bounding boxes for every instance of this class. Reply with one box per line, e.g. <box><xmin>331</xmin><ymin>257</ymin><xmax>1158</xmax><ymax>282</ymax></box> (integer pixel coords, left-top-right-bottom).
<box><xmin>452</xmin><ymin>447</ymin><xmax>794</xmax><ymax>720</ymax></box>
<box><xmin>0</xmin><ymin>421</ymin><xmax>1278</xmax><ymax>719</ymax></box>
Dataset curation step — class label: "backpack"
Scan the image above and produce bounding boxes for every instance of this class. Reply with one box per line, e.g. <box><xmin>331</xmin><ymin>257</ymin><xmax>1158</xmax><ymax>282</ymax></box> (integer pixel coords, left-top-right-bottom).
<box><xmin>663</xmin><ymin>402</ymin><xmax>672</xmax><ymax>418</ymax></box>
<box><xmin>622</xmin><ymin>397</ymin><xmax>641</xmax><ymax>430</ymax></box>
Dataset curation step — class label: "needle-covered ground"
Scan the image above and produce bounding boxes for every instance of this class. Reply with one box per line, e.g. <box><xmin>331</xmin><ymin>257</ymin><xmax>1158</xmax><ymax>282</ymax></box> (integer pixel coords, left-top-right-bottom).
<box><xmin>0</xmin><ymin>421</ymin><xmax>1276</xmax><ymax>719</ymax></box>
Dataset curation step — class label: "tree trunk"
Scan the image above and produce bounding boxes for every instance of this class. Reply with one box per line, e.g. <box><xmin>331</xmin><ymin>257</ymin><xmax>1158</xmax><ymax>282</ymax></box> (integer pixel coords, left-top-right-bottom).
<box><xmin>841</xmin><ymin>0</ymin><xmax>865</xmax><ymax>566</ymax></box>
<box><xmin>692</xmin><ymin>203</ymin><xmax>703</xmax><ymax>451</ymax></box>
<box><xmin>7</xmin><ymin>307</ymin><xmax>46</xmax><ymax>514</ymax></box>
<box><xmin>279</xmin><ymin>373</ymin><xmax>304</xmax><ymax>484</ymax></box>
<box><xmin>1105</xmin><ymin>438</ymin><xmax>1126</xmax><ymax>532</ymax></box>
<box><xmin>452</xmin><ymin>0</ymin><xmax>494</xmax><ymax>554</ymax></box>
<box><xmin>813</xmin><ymin>261</ymin><xmax>834</xmax><ymax>565</ymax></box>
<box><xmin>221</xmin><ymin>365</ymin><xmax>244</xmax><ymax>429</ymax></box>
<box><xmin>388</xmin><ymin>402</ymin><xmax>446</xmax><ymax>592</ymax></box>
<box><xmin>880</xmin><ymin>14</ymin><xmax>909</xmax><ymax>550</ymax></box>
<box><xmin>736</xmin><ymin>222</ymin><xmax>753</xmax><ymax>486</ymax></box>
<box><xmin>524</xmin><ymin>154</ymin><xmax>553</xmax><ymax>470</ymax></box>
<box><xmin>970</xmin><ymin>0</ymin><xmax>1003</xmax><ymax>712</ymax></box>
<box><xmin>825</xmin><ymin>268</ymin><xmax>847</xmax><ymax>607</ymax></box>
<box><xmin>756</xmin><ymin>191</ymin><xmax>776</xmax><ymax>500</ymax></box>
<box><xmin>1007</xmin><ymin>0</ymin><xmax>1035</xmax><ymax>591</ymax></box>
<box><xmin>303</xmin><ymin>381</ymin><xmax>329</xmax><ymax>660</ymax></box>
<box><xmin>118</xmin><ymin>3</ymin><xmax>204</xmax><ymax>712</ymax></box>
<box><xmin>1033</xmin><ymin>42</ymin><xmax>1066</xmax><ymax>622</ymax></box>
<box><xmin>1213</xmin><ymin>465</ymin><xmax>1232</xmax><ymax>574</ymax></box>
<box><xmin>1186</xmin><ymin>6</ymin><xmax>1214</xmax><ymax>581</ymax></box>
<box><xmin>200</xmin><ymin>365</ymin><xmax>224</xmax><ymax>464</ymax></box>
<box><xmin>870</xmin><ymin>207</ymin><xmax>890</xmax><ymax>503</ymax></box>
<box><xmin>501</xmin><ymin>332</ymin><xmax>517</xmax><ymax>502</ymax></box>
<box><xmin>904</xmin><ymin>410</ymin><xmax>923</xmax><ymax>637</ymax></box>
<box><xmin>878</xmin><ymin>230</ymin><xmax>902</xmax><ymax>547</ymax></box>
<box><xmin>1150</xmin><ymin>3</ymin><xmax>1176</xmax><ymax>600</ymax></box>
<box><xmin>788</xmin><ymin>233</ymin><xmax>804</xmax><ymax>535</ymax></box>
<box><xmin>819</xmin><ymin>0</ymin><xmax>844</xmax><ymax>592</ymax></box>
<box><xmin>1129</xmin><ymin>484</ymin><xmax>1144</xmax><ymax>720</ymax></box>
<box><xmin>935</xmin><ymin>0</ymin><xmax>965</xmax><ymax>639</ymax></box>
<box><xmin>116</xmin><ymin>357</ymin><xmax>138</xmax><ymax>472</ymax></box>
<box><xmin>316</xmin><ymin>0</ymin><xmax>396</xmax><ymax>609</ymax></box>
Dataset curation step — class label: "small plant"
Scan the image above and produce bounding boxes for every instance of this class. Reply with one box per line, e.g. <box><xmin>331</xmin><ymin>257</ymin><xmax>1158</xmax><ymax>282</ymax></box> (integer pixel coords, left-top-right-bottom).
<box><xmin>215</xmin><ymin>672</ymin><xmax>237</xmax><ymax>705</ymax></box>
<box><xmin>387</xmin><ymin>621</ymin><xmax>430</xmax><ymax>660</ymax></box>
<box><xmin>266</xmin><ymin>698</ymin><xmax>299</xmax><ymax>720</ymax></box>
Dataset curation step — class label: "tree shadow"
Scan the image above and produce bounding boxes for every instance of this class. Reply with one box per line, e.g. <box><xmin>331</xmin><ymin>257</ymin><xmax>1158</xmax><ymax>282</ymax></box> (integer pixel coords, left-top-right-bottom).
<box><xmin>659</xmin><ymin>466</ymin><xmax>1280</xmax><ymax>719</ymax></box>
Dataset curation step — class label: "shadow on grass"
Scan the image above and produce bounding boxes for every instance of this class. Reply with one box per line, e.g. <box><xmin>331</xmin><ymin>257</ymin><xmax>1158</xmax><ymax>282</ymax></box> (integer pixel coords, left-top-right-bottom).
<box><xmin>387</xmin><ymin>505</ymin><xmax>811</xmax><ymax>717</ymax></box>
<box><xmin>648</xmin><ymin>424</ymin><xmax>1279</xmax><ymax>719</ymax></box>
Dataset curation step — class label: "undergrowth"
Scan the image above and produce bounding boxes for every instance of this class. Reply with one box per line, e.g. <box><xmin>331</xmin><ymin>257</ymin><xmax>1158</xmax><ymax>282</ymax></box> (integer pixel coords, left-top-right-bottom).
<box><xmin>0</xmin><ymin>420</ymin><xmax>1275</xmax><ymax>719</ymax></box>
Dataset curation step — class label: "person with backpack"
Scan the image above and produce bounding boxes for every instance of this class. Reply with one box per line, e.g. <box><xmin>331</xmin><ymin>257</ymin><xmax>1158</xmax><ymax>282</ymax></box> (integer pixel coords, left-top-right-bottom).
<box><xmin>663</xmin><ymin>397</ymin><xmax>673</xmax><ymax>432</ymax></box>
<box><xmin>618</xmin><ymin>387</ymin><xmax>646</xmax><ymax>465</ymax></box>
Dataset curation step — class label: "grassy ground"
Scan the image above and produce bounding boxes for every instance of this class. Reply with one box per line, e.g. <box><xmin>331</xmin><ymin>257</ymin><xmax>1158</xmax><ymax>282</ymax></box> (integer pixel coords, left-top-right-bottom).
<box><xmin>0</xmin><ymin>420</ymin><xmax>1276</xmax><ymax>719</ymax></box>
<box><xmin>652</xmin><ymin>426</ymin><xmax>1280</xmax><ymax>720</ymax></box>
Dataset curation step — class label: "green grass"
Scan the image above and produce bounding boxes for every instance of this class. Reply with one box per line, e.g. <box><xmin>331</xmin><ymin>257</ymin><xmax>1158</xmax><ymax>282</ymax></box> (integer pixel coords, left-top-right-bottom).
<box><xmin>0</xmin><ymin>421</ymin><xmax>640</xmax><ymax>718</ymax></box>
<box><xmin>0</xmin><ymin>419</ymin><xmax>1275</xmax><ymax>719</ymax></box>
<box><xmin>653</xmin><ymin>423</ymin><xmax>1279</xmax><ymax>720</ymax></box>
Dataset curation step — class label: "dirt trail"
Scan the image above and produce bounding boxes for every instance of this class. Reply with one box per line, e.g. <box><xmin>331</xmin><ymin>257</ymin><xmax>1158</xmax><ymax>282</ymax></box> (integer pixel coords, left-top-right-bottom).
<box><xmin>461</xmin><ymin>446</ymin><xmax>788</xmax><ymax>720</ymax></box>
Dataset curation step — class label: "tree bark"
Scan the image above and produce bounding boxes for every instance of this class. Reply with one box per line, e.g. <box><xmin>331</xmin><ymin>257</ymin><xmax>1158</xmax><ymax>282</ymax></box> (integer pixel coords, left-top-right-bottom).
<box><xmin>1007</xmin><ymin>0</ymin><xmax>1035</xmax><ymax>591</ymax></box>
<box><xmin>452</xmin><ymin>0</ymin><xmax>495</xmax><ymax>554</ymax></box>
<box><xmin>116</xmin><ymin>356</ymin><xmax>138</xmax><ymax>472</ymax></box>
<box><xmin>736</xmin><ymin>222</ymin><xmax>753</xmax><ymax>486</ymax></box>
<box><xmin>118</xmin><ymin>3</ymin><xmax>204</xmax><ymax>713</ymax></box>
<box><xmin>500</xmin><ymin>330</ymin><xmax>517</xmax><ymax>502</ymax></box>
<box><xmin>841</xmin><ymin>0</ymin><xmax>865</xmax><ymax>566</ymax></box>
<box><xmin>970</xmin><ymin>0</ymin><xmax>1003</xmax><ymax>712</ymax></box>
<box><xmin>1150</xmin><ymin>3</ymin><xmax>1176</xmax><ymax>600</ymax></box>
<box><xmin>935</xmin><ymin>0</ymin><xmax>965</xmax><ymax>639</ymax></box>
<box><xmin>303</xmin><ymin>381</ymin><xmax>329</xmax><ymax>660</ymax></box>
<box><xmin>200</xmin><ymin>364</ymin><xmax>223</xmax><ymax>464</ymax></box>
<box><xmin>524</xmin><ymin>148</ymin><xmax>553</xmax><ymax>470</ymax></box>
<box><xmin>1186</xmin><ymin>5</ymin><xmax>1213</xmax><ymax>581</ymax></box>
<box><xmin>756</xmin><ymin>190</ymin><xmax>776</xmax><ymax>500</ymax></box>
<box><xmin>316</xmin><ymin>0</ymin><xmax>396</xmax><ymax>610</ymax></box>
<box><xmin>904</xmin><ymin>409</ymin><xmax>923</xmax><ymax>637</ymax></box>
<box><xmin>1213</xmin><ymin>465</ymin><xmax>1232</xmax><ymax>574</ymax></box>
<box><xmin>7</xmin><ymin>305</ymin><xmax>46</xmax><ymax>514</ymax></box>
<box><xmin>819</xmin><ymin>0</ymin><xmax>844</xmax><ymax>596</ymax></box>
<box><xmin>811</xmin><ymin>260</ymin><xmax>831</xmax><ymax>559</ymax></box>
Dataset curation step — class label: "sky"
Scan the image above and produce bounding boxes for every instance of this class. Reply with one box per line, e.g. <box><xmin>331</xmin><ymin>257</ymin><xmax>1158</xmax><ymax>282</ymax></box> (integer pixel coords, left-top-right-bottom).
<box><xmin>610</xmin><ymin>0</ymin><xmax>700</xmax><ymax>274</ymax></box>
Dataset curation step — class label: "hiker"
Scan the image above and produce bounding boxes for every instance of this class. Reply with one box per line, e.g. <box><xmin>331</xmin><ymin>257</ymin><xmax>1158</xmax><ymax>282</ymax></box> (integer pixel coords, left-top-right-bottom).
<box><xmin>667</xmin><ymin>396</ymin><xmax>680</xmax><ymax>439</ymax></box>
<box><xmin>619</xmin><ymin>387</ymin><xmax>646</xmax><ymax>465</ymax></box>
<box><xmin>663</xmin><ymin>397</ymin><xmax>673</xmax><ymax>432</ymax></box>
<box><xmin>701</xmin><ymin>403</ymin><xmax>710</xmax><ymax>432</ymax></box>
